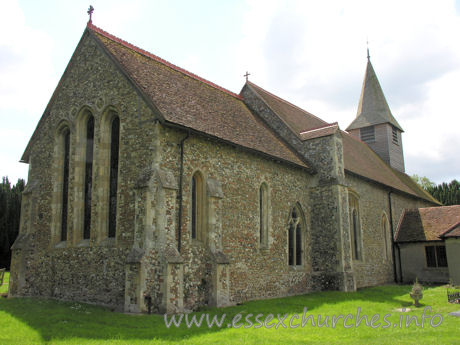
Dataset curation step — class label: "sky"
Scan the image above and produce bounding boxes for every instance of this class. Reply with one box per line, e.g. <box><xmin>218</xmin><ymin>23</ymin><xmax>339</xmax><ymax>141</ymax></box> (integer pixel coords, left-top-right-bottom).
<box><xmin>2</xmin><ymin>0</ymin><xmax>460</xmax><ymax>184</ymax></box>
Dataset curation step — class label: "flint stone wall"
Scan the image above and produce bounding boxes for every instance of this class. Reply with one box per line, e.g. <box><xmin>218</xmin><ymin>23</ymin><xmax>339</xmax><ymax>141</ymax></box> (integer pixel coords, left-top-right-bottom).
<box><xmin>10</xmin><ymin>30</ymin><xmax>158</xmax><ymax>308</ymax></box>
<box><xmin>10</xmin><ymin>28</ymin><xmax>436</xmax><ymax>314</ymax></box>
<box><xmin>345</xmin><ymin>173</ymin><xmax>434</xmax><ymax>288</ymax></box>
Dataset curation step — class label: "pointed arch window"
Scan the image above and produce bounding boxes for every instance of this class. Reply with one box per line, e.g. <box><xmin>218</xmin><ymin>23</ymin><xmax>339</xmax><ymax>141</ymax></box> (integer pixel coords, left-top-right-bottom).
<box><xmin>349</xmin><ymin>192</ymin><xmax>362</xmax><ymax>260</ymax></box>
<box><xmin>288</xmin><ymin>204</ymin><xmax>304</xmax><ymax>266</ymax></box>
<box><xmin>108</xmin><ymin>116</ymin><xmax>120</xmax><ymax>238</ymax></box>
<box><xmin>191</xmin><ymin>171</ymin><xmax>205</xmax><ymax>241</ymax></box>
<box><xmin>83</xmin><ymin>115</ymin><xmax>94</xmax><ymax>240</ymax></box>
<box><xmin>61</xmin><ymin>128</ymin><xmax>71</xmax><ymax>242</ymax></box>
<box><xmin>382</xmin><ymin>213</ymin><xmax>390</xmax><ymax>260</ymax></box>
<box><xmin>259</xmin><ymin>183</ymin><xmax>269</xmax><ymax>248</ymax></box>
<box><xmin>352</xmin><ymin>210</ymin><xmax>360</xmax><ymax>259</ymax></box>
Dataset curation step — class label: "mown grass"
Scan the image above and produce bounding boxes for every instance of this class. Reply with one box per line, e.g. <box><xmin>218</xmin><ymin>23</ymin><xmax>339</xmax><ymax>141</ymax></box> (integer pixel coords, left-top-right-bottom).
<box><xmin>0</xmin><ymin>271</ymin><xmax>9</xmax><ymax>294</ymax></box>
<box><xmin>0</xmin><ymin>277</ymin><xmax>459</xmax><ymax>345</ymax></box>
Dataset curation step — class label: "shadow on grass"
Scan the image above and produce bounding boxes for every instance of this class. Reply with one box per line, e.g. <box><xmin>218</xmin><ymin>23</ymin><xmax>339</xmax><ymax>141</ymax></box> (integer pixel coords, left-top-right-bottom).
<box><xmin>0</xmin><ymin>284</ymin><xmax>434</xmax><ymax>343</ymax></box>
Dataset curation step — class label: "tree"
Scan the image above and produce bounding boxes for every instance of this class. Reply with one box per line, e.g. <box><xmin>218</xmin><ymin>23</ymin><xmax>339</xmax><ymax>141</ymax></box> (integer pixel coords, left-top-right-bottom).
<box><xmin>427</xmin><ymin>180</ymin><xmax>460</xmax><ymax>206</ymax></box>
<box><xmin>411</xmin><ymin>174</ymin><xmax>436</xmax><ymax>191</ymax></box>
<box><xmin>411</xmin><ymin>175</ymin><xmax>460</xmax><ymax>206</ymax></box>
<box><xmin>0</xmin><ymin>177</ymin><xmax>24</xmax><ymax>270</ymax></box>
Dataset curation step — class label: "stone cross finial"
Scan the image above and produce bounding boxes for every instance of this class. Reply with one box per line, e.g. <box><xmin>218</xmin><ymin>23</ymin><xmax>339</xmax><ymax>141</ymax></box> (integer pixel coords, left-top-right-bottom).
<box><xmin>87</xmin><ymin>5</ymin><xmax>94</xmax><ymax>24</ymax></box>
<box><xmin>244</xmin><ymin>71</ymin><xmax>250</xmax><ymax>82</ymax></box>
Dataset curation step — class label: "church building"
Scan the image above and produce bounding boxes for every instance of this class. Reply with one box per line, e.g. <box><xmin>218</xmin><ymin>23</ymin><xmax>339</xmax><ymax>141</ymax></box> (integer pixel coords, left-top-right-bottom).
<box><xmin>9</xmin><ymin>21</ymin><xmax>439</xmax><ymax>313</ymax></box>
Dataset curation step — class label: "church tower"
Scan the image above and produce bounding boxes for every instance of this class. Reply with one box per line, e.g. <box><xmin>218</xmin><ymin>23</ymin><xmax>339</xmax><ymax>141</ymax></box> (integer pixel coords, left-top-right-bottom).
<box><xmin>346</xmin><ymin>54</ymin><xmax>405</xmax><ymax>172</ymax></box>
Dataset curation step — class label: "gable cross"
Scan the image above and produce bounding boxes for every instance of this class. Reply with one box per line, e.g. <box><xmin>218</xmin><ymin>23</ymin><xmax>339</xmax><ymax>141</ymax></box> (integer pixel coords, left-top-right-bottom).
<box><xmin>244</xmin><ymin>71</ymin><xmax>250</xmax><ymax>82</ymax></box>
<box><xmin>87</xmin><ymin>5</ymin><xmax>94</xmax><ymax>24</ymax></box>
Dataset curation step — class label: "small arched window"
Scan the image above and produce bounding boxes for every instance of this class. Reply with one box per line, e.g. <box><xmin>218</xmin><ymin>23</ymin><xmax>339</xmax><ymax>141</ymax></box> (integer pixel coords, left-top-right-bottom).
<box><xmin>61</xmin><ymin>128</ymin><xmax>71</xmax><ymax>242</ymax></box>
<box><xmin>349</xmin><ymin>192</ymin><xmax>362</xmax><ymax>260</ymax></box>
<box><xmin>382</xmin><ymin>213</ymin><xmax>390</xmax><ymax>260</ymax></box>
<box><xmin>352</xmin><ymin>209</ymin><xmax>360</xmax><ymax>259</ymax></box>
<box><xmin>259</xmin><ymin>183</ymin><xmax>269</xmax><ymax>247</ymax></box>
<box><xmin>83</xmin><ymin>115</ymin><xmax>94</xmax><ymax>240</ymax></box>
<box><xmin>108</xmin><ymin>116</ymin><xmax>120</xmax><ymax>238</ymax></box>
<box><xmin>288</xmin><ymin>204</ymin><xmax>304</xmax><ymax>266</ymax></box>
<box><xmin>191</xmin><ymin>171</ymin><xmax>205</xmax><ymax>241</ymax></box>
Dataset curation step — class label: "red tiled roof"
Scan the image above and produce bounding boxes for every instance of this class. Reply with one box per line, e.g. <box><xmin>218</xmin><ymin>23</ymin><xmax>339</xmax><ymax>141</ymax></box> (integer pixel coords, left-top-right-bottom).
<box><xmin>441</xmin><ymin>222</ymin><xmax>460</xmax><ymax>238</ymax></box>
<box><xmin>342</xmin><ymin>132</ymin><xmax>439</xmax><ymax>203</ymax></box>
<box><xmin>88</xmin><ymin>24</ymin><xmax>240</xmax><ymax>100</ymax></box>
<box><xmin>87</xmin><ymin>24</ymin><xmax>308</xmax><ymax>169</ymax></box>
<box><xmin>342</xmin><ymin>132</ymin><xmax>412</xmax><ymax>192</ymax></box>
<box><xmin>395</xmin><ymin>205</ymin><xmax>460</xmax><ymax>242</ymax></box>
<box><xmin>20</xmin><ymin>23</ymin><xmax>445</xmax><ymax>203</ymax></box>
<box><xmin>247</xmin><ymin>82</ymin><xmax>330</xmax><ymax>135</ymax></box>
<box><xmin>390</xmin><ymin>168</ymin><xmax>440</xmax><ymax>204</ymax></box>
<box><xmin>243</xmin><ymin>82</ymin><xmax>439</xmax><ymax>203</ymax></box>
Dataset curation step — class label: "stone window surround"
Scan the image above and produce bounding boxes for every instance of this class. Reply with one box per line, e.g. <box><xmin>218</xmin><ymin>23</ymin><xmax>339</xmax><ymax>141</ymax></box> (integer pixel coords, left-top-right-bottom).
<box><xmin>287</xmin><ymin>202</ymin><xmax>306</xmax><ymax>268</ymax></box>
<box><xmin>51</xmin><ymin>106</ymin><xmax>122</xmax><ymax>248</ymax></box>
<box><xmin>258</xmin><ymin>182</ymin><xmax>270</xmax><ymax>250</ymax></box>
<box><xmin>348</xmin><ymin>190</ymin><xmax>363</xmax><ymax>262</ymax></box>
<box><xmin>50</xmin><ymin>120</ymin><xmax>72</xmax><ymax>248</ymax></box>
<box><xmin>96</xmin><ymin>107</ymin><xmax>121</xmax><ymax>246</ymax></box>
<box><xmin>381</xmin><ymin>212</ymin><xmax>391</xmax><ymax>260</ymax></box>
<box><xmin>73</xmin><ymin>108</ymin><xmax>95</xmax><ymax>246</ymax></box>
<box><xmin>107</xmin><ymin>116</ymin><xmax>120</xmax><ymax>239</ymax></box>
<box><xmin>190</xmin><ymin>170</ymin><xmax>207</xmax><ymax>244</ymax></box>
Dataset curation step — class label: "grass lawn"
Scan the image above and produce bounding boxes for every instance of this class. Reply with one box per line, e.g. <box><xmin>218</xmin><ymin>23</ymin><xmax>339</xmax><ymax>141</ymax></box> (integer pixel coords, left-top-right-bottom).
<box><xmin>0</xmin><ymin>271</ymin><xmax>9</xmax><ymax>294</ymax></box>
<box><xmin>0</xmin><ymin>274</ymin><xmax>459</xmax><ymax>345</ymax></box>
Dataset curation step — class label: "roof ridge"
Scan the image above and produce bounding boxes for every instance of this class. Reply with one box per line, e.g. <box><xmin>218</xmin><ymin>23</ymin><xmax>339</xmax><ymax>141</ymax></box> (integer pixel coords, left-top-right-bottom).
<box><xmin>87</xmin><ymin>23</ymin><xmax>242</xmax><ymax>100</ymax></box>
<box><xmin>246</xmin><ymin>81</ymin><xmax>328</xmax><ymax>128</ymax></box>
<box><xmin>300</xmin><ymin>122</ymin><xmax>338</xmax><ymax>134</ymax></box>
<box><xmin>420</xmin><ymin>205</ymin><xmax>460</xmax><ymax>211</ymax></box>
<box><xmin>390</xmin><ymin>168</ymin><xmax>441</xmax><ymax>204</ymax></box>
<box><xmin>341</xmin><ymin>130</ymin><xmax>427</xmax><ymax>199</ymax></box>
